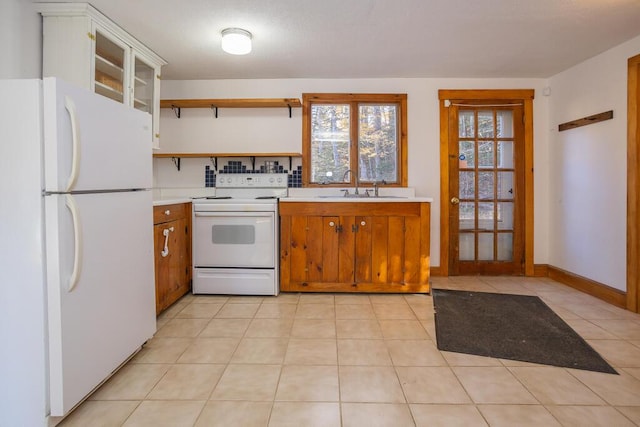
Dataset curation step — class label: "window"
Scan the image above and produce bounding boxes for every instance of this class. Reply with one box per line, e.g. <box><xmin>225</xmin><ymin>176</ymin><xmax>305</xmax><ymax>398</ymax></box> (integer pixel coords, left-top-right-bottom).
<box><xmin>302</xmin><ymin>93</ymin><xmax>407</xmax><ymax>187</ymax></box>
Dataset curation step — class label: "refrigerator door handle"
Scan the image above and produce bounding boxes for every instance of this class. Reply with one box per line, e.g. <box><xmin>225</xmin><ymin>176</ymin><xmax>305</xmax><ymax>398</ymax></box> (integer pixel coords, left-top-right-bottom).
<box><xmin>65</xmin><ymin>194</ymin><xmax>83</xmax><ymax>292</ymax></box>
<box><xmin>64</xmin><ymin>96</ymin><xmax>81</xmax><ymax>192</ymax></box>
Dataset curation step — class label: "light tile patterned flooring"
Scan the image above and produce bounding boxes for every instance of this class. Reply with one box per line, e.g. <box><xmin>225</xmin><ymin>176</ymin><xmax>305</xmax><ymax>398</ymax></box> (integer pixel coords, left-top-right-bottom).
<box><xmin>60</xmin><ymin>276</ymin><xmax>640</xmax><ymax>426</ymax></box>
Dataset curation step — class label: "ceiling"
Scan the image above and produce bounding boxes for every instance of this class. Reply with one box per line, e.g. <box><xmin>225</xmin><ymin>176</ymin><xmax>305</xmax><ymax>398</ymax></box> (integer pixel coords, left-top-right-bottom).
<box><xmin>35</xmin><ymin>0</ymin><xmax>640</xmax><ymax>80</ymax></box>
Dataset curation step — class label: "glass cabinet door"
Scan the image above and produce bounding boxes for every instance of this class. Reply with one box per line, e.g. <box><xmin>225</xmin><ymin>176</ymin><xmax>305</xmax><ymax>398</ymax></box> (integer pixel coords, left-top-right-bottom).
<box><xmin>133</xmin><ymin>55</ymin><xmax>160</xmax><ymax>147</ymax></box>
<box><xmin>94</xmin><ymin>29</ymin><xmax>127</xmax><ymax>104</ymax></box>
<box><xmin>133</xmin><ymin>56</ymin><xmax>154</xmax><ymax>114</ymax></box>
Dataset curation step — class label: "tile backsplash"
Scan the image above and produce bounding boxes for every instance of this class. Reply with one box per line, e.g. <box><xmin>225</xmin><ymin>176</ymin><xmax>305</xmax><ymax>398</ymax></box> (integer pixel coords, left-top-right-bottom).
<box><xmin>205</xmin><ymin>160</ymin><xmax>303</xmax><ymax>188</ymax></box>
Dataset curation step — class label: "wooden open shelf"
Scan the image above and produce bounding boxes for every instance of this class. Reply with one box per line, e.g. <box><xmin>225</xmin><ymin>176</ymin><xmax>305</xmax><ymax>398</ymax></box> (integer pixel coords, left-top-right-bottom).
<box><xmin>152</xmin><ymin>152</ymin><xmax>301</xmax><ymax>158</ymax></box>
<box><xmin>153</xmin><ymin>152</ymin><xmax>302</xmax><ymax>171</ymax></box>
<box><xmin>160</xmin><ymin>98</ymin><xmax>301</xmax><ymax>109</ymax></box>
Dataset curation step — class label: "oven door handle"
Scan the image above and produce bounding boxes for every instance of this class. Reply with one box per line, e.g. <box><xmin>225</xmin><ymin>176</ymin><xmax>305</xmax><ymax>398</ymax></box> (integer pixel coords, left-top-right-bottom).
<box><xmin>194</xmin><ymin>212</ymin><xmax>274</xmax><ymax>218</ymax></box>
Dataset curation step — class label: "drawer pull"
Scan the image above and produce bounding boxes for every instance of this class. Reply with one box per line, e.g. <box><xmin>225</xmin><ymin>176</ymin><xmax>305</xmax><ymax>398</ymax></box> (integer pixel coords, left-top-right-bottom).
<box><xmin>165</xmin><ymin>209</ymin><xmax>171</xmax><ymax>215</ymax></box>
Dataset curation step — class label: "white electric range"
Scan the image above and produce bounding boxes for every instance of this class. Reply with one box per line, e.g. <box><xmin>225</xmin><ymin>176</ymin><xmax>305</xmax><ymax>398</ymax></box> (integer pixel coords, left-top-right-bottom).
<box><xmin>191</xmin><ymin>173</ymin><xmax>288</xmax><ymax>295</ymax></box>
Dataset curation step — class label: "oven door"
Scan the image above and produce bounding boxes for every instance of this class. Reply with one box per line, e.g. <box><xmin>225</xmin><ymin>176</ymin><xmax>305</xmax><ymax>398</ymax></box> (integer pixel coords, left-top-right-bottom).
<box><xmin>193</xmin><ymin>211</ymin><xmax>275</xmax><ymax>268</ymax></box>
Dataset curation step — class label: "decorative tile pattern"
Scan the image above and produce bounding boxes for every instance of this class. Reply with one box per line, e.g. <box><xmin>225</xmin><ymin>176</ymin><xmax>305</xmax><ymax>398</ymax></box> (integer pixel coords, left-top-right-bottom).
<box><xmin>203</xmin><ymin>160</ymin><xmax>303</xmax><ymax>187</ymax></box>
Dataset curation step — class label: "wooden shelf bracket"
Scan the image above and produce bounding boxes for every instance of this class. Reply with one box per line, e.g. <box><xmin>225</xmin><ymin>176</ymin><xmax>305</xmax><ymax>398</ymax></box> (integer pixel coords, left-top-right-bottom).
<box><xmin>171</xmin><ymin>105</ymin><xmax>181</xmax><ymax>118</ymax></box>
<box><xmin>171</xmin><ymin>156</ymin><xmax>181</xmax><ymax>171</ymax></box>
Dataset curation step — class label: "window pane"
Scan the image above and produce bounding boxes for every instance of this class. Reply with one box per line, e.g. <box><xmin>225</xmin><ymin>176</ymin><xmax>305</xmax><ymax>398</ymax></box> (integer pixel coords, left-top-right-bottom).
<box><xmin>478</xmin><ymin>202</ymin><xmax>494</xmax><ymax>231</ymax></box>
<box><xmin>477</xmin><ymin>111</ymin><xmax>494</xmax><ymax>138</ymax></box>
<box><xmin>497</xmin><ymin>141</ymin><xmax>514</xmax><ymax>168</ymax></box>
<box><xmin>497</xmin><ymin>233</ymin><xmax>513</xmax><ymax>261</ymax></box>
<box><xmin>459</xmin><ymin>141</ymin><xmax>475</xmax><ymax>168</ymax></box>
<box><xmin>459</xmin><ymin>172</ymin><xmax>475</xmax><ymax>199</ymax></box>
<box><xmin>459</xmin><ymin>202</ymin><xmax>475</xmax><ymax>230</ymax></box>
<box><xmin>497</xmin><ymin>172</ymin><xmax>514</xmax><ymax>199</ymax></box>
<box><xmin>459</xmin><ymin>111</ymin><xmax>475</xmax><ymax>137</ymax></box>
<box><xmin>310</xmin><ymin>104</ymin><xmax>350</xmax><ymax>183</ymax></box>
<box><xmin>478</xmin><ymin>141</ymin><xmax>494</xmax><ymax>168</ymax></box>
<box><xmin>358</xmin><ymin>104</ymin><xmax>398</xmax><ymax>182</ymax></box>
<box><xmin>478</xmin><ymin>172</ymin><xmax>494</xmax><ymax>200</ymax></box>
<box><xmin>478</xmin><ymin>233</ymin><xmax>494</xmax><ymax>260</ymax></box>
<box><xmin>497</xmin><ymin>110</ymin><xmax>513</xmax><ymax>138</ymax></box>
<box><xmin>459</xmin><ymin>233</ymin><xmax>474</xmax><ymax>261</ymax></box>
<box><xmin>497</xmin><ymin>202</ymin><xmax>514</xmax><ymax>230</ymax></box>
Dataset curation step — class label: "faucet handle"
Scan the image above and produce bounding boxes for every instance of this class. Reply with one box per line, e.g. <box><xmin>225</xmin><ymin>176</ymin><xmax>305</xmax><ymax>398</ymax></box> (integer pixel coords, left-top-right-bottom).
<box><xmin>340</xmin><ymin>189</ymin><xmax>350</xmax><ymax>197</ymax></box>
<box><xmin>364</xmin><ymin>189</ymin><xmax>373</xmax><ymax>197</ymax></box>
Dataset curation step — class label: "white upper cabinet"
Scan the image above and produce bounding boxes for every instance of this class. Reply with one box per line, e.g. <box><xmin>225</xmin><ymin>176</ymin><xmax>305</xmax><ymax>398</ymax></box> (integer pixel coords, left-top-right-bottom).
<box><xmin>38</xmin><ymin>3</ymin><xmax>166</xmax><ymax>149</ymax></box>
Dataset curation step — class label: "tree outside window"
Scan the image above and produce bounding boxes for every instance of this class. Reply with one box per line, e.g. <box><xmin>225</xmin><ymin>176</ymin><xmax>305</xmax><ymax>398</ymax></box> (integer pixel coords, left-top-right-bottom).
<box><xmin>303</xmin><ymin>93</ymin><xmax>407</xmax><ymax>187</ymax></box>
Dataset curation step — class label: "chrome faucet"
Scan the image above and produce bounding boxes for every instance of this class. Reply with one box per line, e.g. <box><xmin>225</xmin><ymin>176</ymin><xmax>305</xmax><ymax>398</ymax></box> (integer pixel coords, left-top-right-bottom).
<box><xmin>342</xmin><ymin>169</ymin><xmax>359</xmax><ymax>195</ymax></box>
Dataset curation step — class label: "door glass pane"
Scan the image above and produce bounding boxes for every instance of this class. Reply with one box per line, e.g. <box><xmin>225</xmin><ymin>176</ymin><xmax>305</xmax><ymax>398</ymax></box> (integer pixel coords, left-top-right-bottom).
<box><xmin>497</xmin><ymin>141</ymin><xmax>514</xmax><ymax>168</ymax></box>
<box><xmin>497</xmin><ymin>172</ymin><xmax>514</xmax><ymax>199</ymax></box>
<box><xmin>459</xmin><ymin>202</ymin><xmax>475</xmax><ymax>230</ymax></box>
<box><xmin>310</xmin><ymin>104</ymin><xmax>350</xmax><ymax>183</ymax></box>
<box><xmin>359</xmin><ymin>104</ymin><xmax>398</xmax><ymax>182</ymax></box>
<box><xmin>478</xmin><ymin>141</ymin><xmax>494</xmax><ymax>168</ymax></box>
<box><xmin>94</xmin><ymin>30</ymin><xmax>125</xmax><ymax>104</ymax></box>
<box><xmin>497</xmin><ymin>233</ymin><xmax>513</xmax><ymax>261</ymax></box>
<box><xmin>459</xmin><ymin>171</ymin><xmax>475</xmax><ymax>199</ymax></box>
<box><xmin>134</xmin><ymin>57</ymin><xmax>154</xmax><ymax>114</ymax></box>
<box><xmin>459</xmin><ymin>141</ymin><xmax>475</xmax><ymax>168</ymax></box>
<box><xmin>497</xmin><ymin>202</ymin><xmax>514</xmax><ymax>230</ymax></box>
<box><xmin>459</xmin><ymin>111</ymin><xmax>475</xmax><ymax>137</ymax></box>
<box><xmin>459</xmin><ymin>233</ymin><xmax>474</xmax><ymax>261</ymax></box>
<box><xmin>478</xmin><ymin>233</ymin><xmax>494</xmax><ymax>260</ymax></box>
<box><xmin>477</xmin><ymin>111</ymin><xmax>494</xmax><ymax>138</ymax></box>
<box><xmin>478</xmin><ymin>172</ymin><xmax>494</xmax><ymax>199</ymax></box>
<box><xmin>497</xmin><ymin>110</ymin><xmax>514</xmax><ymax>137</ymax></box>
<box><xmin>478</xmin><ymin>202</ymin><xmax>494</xmax><ymax>231</ymax></box>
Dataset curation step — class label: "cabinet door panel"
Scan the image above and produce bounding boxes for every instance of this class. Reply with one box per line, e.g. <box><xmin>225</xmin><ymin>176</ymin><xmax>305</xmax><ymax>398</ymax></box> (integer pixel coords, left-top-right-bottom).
<box><xmin>320</xmin><ymin>217</ymin><xmax>340</xmax><ymax>282</ymax></box>
<box><xmin>338</xmin><ymin>216</ymin><xmax>355</xmax><ymax>283</ymax></box>
<box><xmin>388</xmin><ymin>216</ymin><xmax>405</xmax><ymax>283</ymax></box>
<box><xmin>290</xmin><ymin>216</ymin><xmax>308</xmax><ymax>282</ymax></box>
<box><xmin>404</xmin><ymin>216</ymin><xmax>421</xmax><ymax>284</ymax></box>
<box><xmin>355</xmin><ymin>216</ymin><xmax>372</xmax><ymax>283</ymax></box>
<box><xmin>307</xmin><ymin>216</ymin><xmax>325</xmax><ymax>282</ymax></box>
<box><xmin>371</xmin><ymin>217</ymin><xmax>389</xmax><ymax>284</ymax></box>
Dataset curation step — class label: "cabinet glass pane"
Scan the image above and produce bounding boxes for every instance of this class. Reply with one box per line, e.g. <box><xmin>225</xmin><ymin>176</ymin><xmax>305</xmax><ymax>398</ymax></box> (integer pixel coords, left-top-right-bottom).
<box><xmin>459</xmin><ymin>171</ymin><xmax>475</xmax><ymax>199</ymax></box>
<box><xmin>497</xmin><ymin>233</ymin><xmax>513</xmax><ymax>261</ymax></box>
<box><xmin>478</xmin><ymin>233</ymin><xmax>494</xmax><ymax>260</ymax></box>
<box><xmin>478</xmin><ymin>111</ymin><xmax>494</xmax><ymax>138</ymax></box>
<box><xmin>94</xmin><ymin>31</ymin><xmax>124</xmax><ymax>104</ymax></box>
<box><xmin>497</xmin><ymin>172</ymin><xmax>514</xmax><ymax>199</ymax></box>
<box><xmin>134</xmin><ymin>57</ymin><xmax>154</xmax><ymax>114</ymax></box>
<box><xmin>459</xmin><ymin>202</ymin><xmax>475</xmax><ymax>230</ymax></box>
<box><xmin>497</xmin><ymin>141</ymin><xmax>514</xmax><ymax>168</ymax></box>
<box><xmin>459</xmin><ymin>111</ymin><xmax>475</xmax><ymax>137</ymax></box>
<box><xmin>497</xmin><ymin>110</ymin><xmax>514</xmax><ymax>137</ymax></box>
<box><xmin>459</xmin><ymin>141</ymin><xmax>475</xmax><ymax>168</ymax></box>
<box><xmin>497</xmin><ymin>202</ymin><xmax>514</xmax><ymax>230</ymax></box>
<box><xmin>478</xmin><ymin>141</ymin><xmax>494</xmax><ymax>168</ymax></box>
<box><xmin>478</xmin><ymin>172</ymin><xmax>494</xmax><ymax>199</ymax></box>
<box><xmin>459</xmin><ymin>233</ymin><xmax>474</xmax><ymax>261</ymax></box>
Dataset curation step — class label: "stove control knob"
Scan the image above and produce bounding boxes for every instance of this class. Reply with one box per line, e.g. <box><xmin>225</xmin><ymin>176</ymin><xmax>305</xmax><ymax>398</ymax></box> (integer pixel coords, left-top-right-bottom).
<box><xmin>277</xmin><ymin>177</ymin><xmax>283</xmax><ymax>183</ymax></box>
<box><xmin>269</xmin><ymin>177</ymin><xmax>275</xmax><ymax>183</ymax></box>
<box><xmin>227</xmin><ymin>177</ymin><xmax>232</xmax><ymax>184</ymax></box>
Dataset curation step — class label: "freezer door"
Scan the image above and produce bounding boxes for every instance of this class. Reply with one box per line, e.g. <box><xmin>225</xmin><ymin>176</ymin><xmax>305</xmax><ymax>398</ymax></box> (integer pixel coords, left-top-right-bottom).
<box><xmin>45</xmin><ymin>190</ymin><xmax>155</xmax><ymax>416</ymax></box>
<box><xmin>43</xmin><ymin>77</ymin><xmax>152</xmax><ymax>192</ymax></box>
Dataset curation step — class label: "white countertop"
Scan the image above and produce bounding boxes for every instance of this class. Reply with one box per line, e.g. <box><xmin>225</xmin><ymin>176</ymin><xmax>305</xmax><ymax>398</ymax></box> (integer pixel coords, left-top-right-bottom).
<box><xmin>281</xmin><ymin>196</ymin><xmax>433</xmax><ymax>203</ymax></box>
<box><xmin>153</xmin><ymin>198</ymin><xmax>192</xmax><ymax>207</ymax></box>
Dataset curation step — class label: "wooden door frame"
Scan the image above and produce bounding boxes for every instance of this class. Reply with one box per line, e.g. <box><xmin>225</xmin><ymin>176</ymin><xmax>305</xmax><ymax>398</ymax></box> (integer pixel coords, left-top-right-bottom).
<box><xmin>628</xmin><ymin>54</ymin><xmax>640</xmax><ymax>312</ymax></box>
<box><xmin>438</xmin><ymin>89</ymin><xmax>535</xmax><ymax>276</ymax></box>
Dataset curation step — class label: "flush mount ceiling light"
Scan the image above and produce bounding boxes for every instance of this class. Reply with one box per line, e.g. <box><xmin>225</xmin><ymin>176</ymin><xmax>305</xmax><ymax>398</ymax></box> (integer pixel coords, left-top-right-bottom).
<box><xmin>221</xmin><ymin>27</ymin><xmax>252</xmax><ymax>55</ymax></box>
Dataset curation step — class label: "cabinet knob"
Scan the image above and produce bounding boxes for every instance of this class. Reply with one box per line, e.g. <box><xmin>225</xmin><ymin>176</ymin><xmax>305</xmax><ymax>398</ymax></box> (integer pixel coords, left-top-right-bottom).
<box><xmin>165</xmin><ymin>210</ymin><xmax>171</xmax><ymax>215</ymax></box>
<box><xmin>361</xmin><ymin>221</ymin><xmax>366</xmax><ymax>226</ymax></box>
<box><xmin>329</xmin><ymin>221</ymin><xmax>335</xmax><ymax>227</ymax></box>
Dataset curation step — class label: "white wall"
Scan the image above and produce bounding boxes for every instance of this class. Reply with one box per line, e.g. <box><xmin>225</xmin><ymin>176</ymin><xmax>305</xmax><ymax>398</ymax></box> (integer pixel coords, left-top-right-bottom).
<box><xmin>548</xmin><ymin>34</ymin><xmax>640</xmax><ymax>291</ymax></box>
<box><xmin>0</xmin><ymin>0</ymin><xmax>41</xmax><ymax>78</ymax></box>
<box><xmin>157</xmin><ymin>77</ymin><xmax>550</xmax><ymax>267</ymax></box>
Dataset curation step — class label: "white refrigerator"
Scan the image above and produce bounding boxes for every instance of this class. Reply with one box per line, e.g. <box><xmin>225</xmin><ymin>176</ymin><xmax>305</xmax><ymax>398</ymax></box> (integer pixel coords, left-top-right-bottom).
<box><xmin>0</xmin><ymin>78</ymin><xmax>156</xmax><ymax>426</ymax></box>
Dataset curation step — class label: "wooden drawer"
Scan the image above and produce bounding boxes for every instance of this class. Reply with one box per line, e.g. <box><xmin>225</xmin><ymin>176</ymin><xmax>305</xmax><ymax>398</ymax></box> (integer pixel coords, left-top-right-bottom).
<box><xmin>153</xmin><ymin>203</ymin><xmax>189</xmax><ymax>224</ymax></box>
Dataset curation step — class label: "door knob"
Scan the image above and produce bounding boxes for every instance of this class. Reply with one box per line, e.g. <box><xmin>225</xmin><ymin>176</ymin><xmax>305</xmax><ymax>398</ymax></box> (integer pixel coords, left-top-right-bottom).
<box><xmin>451</xmin><ymin>197</ymin><xmax>460</xmax><ymax>205</ymax></box>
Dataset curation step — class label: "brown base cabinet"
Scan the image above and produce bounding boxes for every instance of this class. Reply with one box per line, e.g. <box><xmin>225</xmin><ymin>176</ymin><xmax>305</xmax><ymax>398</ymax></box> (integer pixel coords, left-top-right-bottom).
<box><xmin>279</xmin><ymin>202</ymin><xmax>431</xmax><ymax>293</ymax></box>
<box><xmin>153</xmin><ymin>203</ymin><xmax>192</xmax><ymax>314</ymax></box>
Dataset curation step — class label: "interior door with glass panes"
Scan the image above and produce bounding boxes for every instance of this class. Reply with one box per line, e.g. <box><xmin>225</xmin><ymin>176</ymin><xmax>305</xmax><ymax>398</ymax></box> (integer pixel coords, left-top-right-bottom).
<box><xmin>448</xmin><ymin>104</ymin><xmax>525</xmax><ymax>275</ymax></box>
